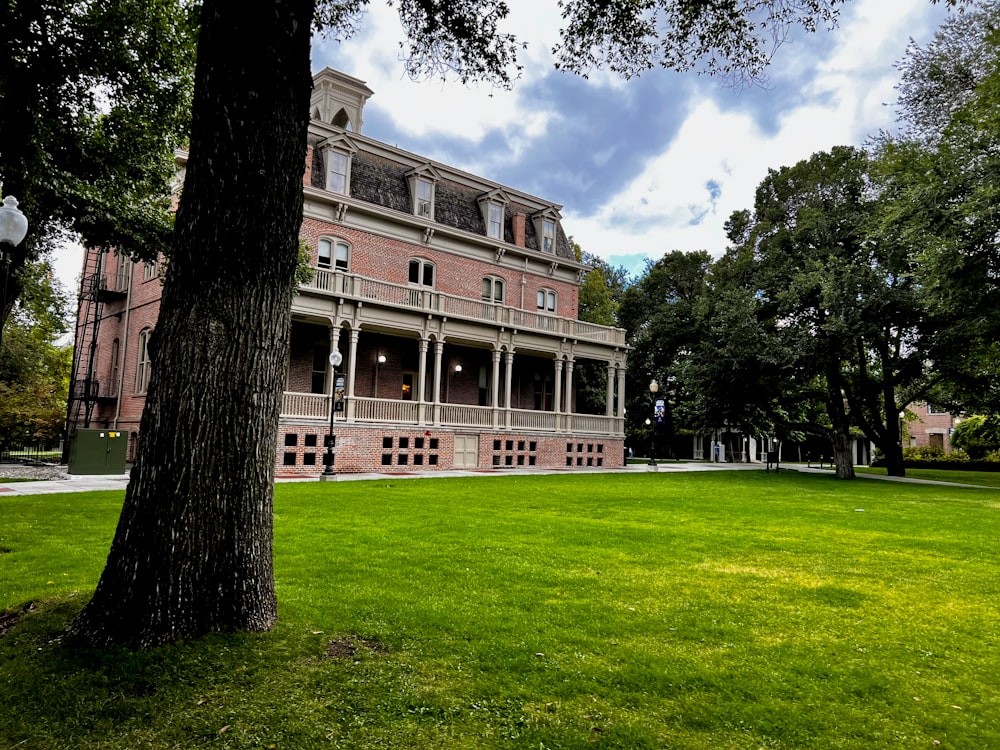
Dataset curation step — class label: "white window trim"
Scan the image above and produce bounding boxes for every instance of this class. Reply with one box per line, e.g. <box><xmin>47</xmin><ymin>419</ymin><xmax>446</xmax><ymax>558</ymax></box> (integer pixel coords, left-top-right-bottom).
<box><xmin>136</xmin><ymin>328</ymin><xmax>153</xmax><ymax>394</ymax></box>
<box><xmin>406</xmin><ymin>165</ymin><xmax>441</xmax><ymax>221</ymax></box>
<box><xmin>482</xmin><ymin>276</ymin><xmax>505</xmax><ymax>303</ymax></box>
<box><xmin>318</xmin><ymin>237</ymin><xmax>351</xmax><ymax>271</ymax></box>
<box><xmin>319</xmin><ymin>136</ymin><xmax>358</xmax><ymax>196</ymax></box>
<box><xmin>408</xmin><ymin>258</ymin><xmax>435</xmax><ymax>288</ymax></box>
<box><xmin>537</xmin><ymin>288</ymin><xmax>557</xmax><ymax>313</ymax></box>
<box><xmin>531</xmin><ymin>207</ymin><xmax>562</xmax><ymax>255</ymax></box>
<box><xmin>477</xmin><ymin>189</ymin><xmax>510</xmax><ymax>242</ymax></box>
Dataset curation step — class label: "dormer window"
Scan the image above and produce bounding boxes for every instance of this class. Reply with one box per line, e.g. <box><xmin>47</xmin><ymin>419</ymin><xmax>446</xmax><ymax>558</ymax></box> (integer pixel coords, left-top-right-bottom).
<box><xmin>542</xmin><ymin>220</ymin><xmax>555</xmax><ymax>253</ymax></box>
<box><xmin>416</xmin><ymin>178</ymin><xmax>433</xmax><ymax>218</ymax></box>
<box><xmin>406</xmin><ymin>165</ymin><xmax>441</xmax><ymax>221</ymax></box>
<box><xmin>478</xmin><ymin>189</ymin><xmax>510</xmax><ymax>242</ymax></box>
<box><xmin>488</xmin><ymin>203</ymin><xmax>503</xmax><ymax>239</ymax></box>
<box><xmin>327</xmin><ymin>151</ymin><xmax>349</xmax><ymax>194</ymax></box>
<box><xmin>532</xmin><ymin>207</ymin><xmax>562</xmax><ymax>254</ymax></box>
<box><xmin>318</xmin><ymin>135</ymin><xmax>358</xmax><ymax>196</ymax></box>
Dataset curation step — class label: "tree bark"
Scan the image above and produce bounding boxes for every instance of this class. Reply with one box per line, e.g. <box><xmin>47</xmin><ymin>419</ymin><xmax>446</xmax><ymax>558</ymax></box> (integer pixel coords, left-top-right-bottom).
<box><xmin>824</xmin><ymin>363</ymin><xmax>856</xmax><ymax>480</ymax></box>
<box><xmin>69</xmin><ymin>0</ymin><xmax>315</xmax><ymax>648</ymax></box>
<box><xmin>830</xmin><ymin>428</ymin><xmax>855</xmax><ymax>480</ymax></box>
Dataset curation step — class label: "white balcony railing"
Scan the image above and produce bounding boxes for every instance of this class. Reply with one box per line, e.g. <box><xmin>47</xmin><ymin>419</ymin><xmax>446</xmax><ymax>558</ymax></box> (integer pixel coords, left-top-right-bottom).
<box><xmin>301</xmin><ymin>268</ymin><xmax>626</xmax><ymax>346</ymax></box>
<box><xmin>282</xmin><ymin>392</ymin><xmax>329</xmax><ymax>419</ymax></box>
<box><xmin>281</xmin><ymin>393</ymin><xmax>622</xmax><ymax>436</ymax></box>
<box><xmin>440</xmin><ymin>404</ymin><xmax>494</xmax><ymax>428</ymax></box>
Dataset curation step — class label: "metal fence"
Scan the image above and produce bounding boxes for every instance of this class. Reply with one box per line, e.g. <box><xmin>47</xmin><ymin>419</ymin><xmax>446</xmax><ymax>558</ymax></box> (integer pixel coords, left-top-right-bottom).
<box><xmin>0</xmin><ymin>443</ymin><xmax>63</xmax><ymax>463</ymax></box>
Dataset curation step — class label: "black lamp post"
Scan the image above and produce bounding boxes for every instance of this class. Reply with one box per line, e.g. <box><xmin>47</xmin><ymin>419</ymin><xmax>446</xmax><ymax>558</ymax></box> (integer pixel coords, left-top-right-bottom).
<box><xmin>321</xmin><ymin>348</ymin><xmax>343</xmax><ymax>480</ymax></box>
<box><xmin>648</xmin><ymin>379</ymin><xmax>659</xmax><ymax>467</ymax></box>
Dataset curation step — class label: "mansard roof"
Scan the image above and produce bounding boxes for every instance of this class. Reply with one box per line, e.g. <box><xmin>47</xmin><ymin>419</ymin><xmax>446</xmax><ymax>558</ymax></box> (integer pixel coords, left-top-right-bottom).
<box><xmin>307</xmin><ymin>131</ymin><xmax>576</xmax><ymax>262</ymax></box>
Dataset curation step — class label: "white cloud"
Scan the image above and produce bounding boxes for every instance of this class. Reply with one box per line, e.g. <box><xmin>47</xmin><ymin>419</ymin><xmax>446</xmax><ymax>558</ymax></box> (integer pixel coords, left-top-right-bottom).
<box><xmin>570</xmin><ymin>0</ymin><xmax>944</xmax><ymax>264</ymax></box>
<box><xmin>317</xmin><ymin>0</ymin><xmax>564</xmax><ymax>143</ymax></box>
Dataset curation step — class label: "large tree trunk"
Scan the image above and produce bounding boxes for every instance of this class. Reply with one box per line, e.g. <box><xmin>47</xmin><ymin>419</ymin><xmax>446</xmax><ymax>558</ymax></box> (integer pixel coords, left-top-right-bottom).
<box><xmin>69</xmin><ymin>0</ymin><xmax>315</xmax><ymax>648</ymax></box>
<box><xmin>830</xmin><ymin>428</ymin><xmax>855</xmax><ymax>480</ymax></box>
<box><xmin>824</xmin><ymin>364</ymin><xmax>856</xmax><ymax>480</ymax></box>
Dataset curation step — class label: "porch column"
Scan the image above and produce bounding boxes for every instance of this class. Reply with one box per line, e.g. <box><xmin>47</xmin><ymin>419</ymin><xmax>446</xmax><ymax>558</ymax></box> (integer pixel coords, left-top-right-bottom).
<box><xmin>605</xmin><ymin>363</ymin><xmax>615</xmax><ymax>418</ymax></box>
<box><xmin>563</xmin><ymin>358</ymin><xmax>575</xmax><ymax>432</ymax></box>
<box><xmin>616</xmin><ymin>365</ymin><xmax>626</xmax><ymax>417</ymax></box>
<box><xmin>491</xmin><ymin>347</ymin><xmax>502</xmax><ymax>429</ymax></box>
<box><xmin>346</xmin><ymin>327</ymin><xmax>359</xmax><ymax>422</ymax></box>
<box><xmin>503</xmin><ymin>349</ymin><xmax>514</xmax><ymax>429</ymax></box>
<box><xmin>417</xmin><ymin>337</ymin><xmax>429</xmax><ymax>424</ymax></box>
<box><xmin>616</xmin><ymin>364</ymin><xmax>627</xmax><ymax>435</ymax></box>
<box><xmin>553</xmin><ymin>357</ymin><xmax>564</xmax><ymax>432</ymax></box>
<box><xmin>432</xmin><ymin>339</ymin><xmax>444</xmax><ymax>426</ymax></box>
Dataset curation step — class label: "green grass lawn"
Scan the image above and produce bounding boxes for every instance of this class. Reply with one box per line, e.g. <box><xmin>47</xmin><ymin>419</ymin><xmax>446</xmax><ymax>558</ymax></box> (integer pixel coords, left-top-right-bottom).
<box><xmin>2</xmin><ymin>472</ymin><xmax>998</xmax><ymax>749</ymax></box>
<box><xmin>855</xmin><ymin>465</ymin><xmax>1000</xmax><ymax>489</ymax></box>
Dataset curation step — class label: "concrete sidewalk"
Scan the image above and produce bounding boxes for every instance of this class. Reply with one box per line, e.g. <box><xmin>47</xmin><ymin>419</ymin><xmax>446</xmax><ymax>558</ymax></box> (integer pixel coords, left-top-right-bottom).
<box><xmin>1</xmin><ymin>461</ymin><xmax>991</xmax><ymax>496</ymax></box>
<box><xmin>0</xmin><ymin>460</ymin><xmax>762</xmax><ymax>495</ymax></box>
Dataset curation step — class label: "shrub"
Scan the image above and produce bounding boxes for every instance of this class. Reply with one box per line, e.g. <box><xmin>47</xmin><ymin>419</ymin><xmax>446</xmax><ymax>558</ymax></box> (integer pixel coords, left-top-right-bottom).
<box><xmin>903</xmin><ymin>446</ymin><xmax>949</xmax><ymax>462</ymax></box>
<box><xmin>951</xmin><ymin>415</ymin><xmax>1000</xmax><ymax>460</ymax></box>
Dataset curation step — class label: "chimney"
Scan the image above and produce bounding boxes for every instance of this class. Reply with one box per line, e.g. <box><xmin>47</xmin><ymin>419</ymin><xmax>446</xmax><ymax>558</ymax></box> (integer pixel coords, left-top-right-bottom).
<box><xmin>512</xmin><ymin>213</ymin><xmax>526</xmax><ymax>247</ymax></box>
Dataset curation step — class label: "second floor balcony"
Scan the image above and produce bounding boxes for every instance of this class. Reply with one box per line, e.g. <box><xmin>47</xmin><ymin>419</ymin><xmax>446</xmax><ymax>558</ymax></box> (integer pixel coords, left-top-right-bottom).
<box><xmin>300</xmin><ymin>267</ymin><xmax>626</xmax><ymax>348</ymax></box>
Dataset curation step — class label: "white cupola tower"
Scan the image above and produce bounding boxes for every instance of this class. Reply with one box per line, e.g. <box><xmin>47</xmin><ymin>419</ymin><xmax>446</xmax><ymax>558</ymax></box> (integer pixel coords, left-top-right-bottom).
<box><xmin>310</xmin><ymin>68</ymin><xmax>374</xmax><ymax>133</ymax></box>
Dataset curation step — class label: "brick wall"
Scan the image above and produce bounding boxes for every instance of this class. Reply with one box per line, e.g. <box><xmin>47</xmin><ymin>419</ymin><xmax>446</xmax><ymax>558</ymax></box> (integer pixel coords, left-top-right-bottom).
<box><xmin>907</xmin><ymin>403</ymin><xmax>957</xmax><ymax>452</ymax></box>
<box><xmin>276</xmin><ymin>422</ymin><xmax>624</xmax><ymax>476</ymax></box>
<box><xmin>301</xmin><ymin>218</ymin><xmax>578</xmax><ymax>318</ymax></box>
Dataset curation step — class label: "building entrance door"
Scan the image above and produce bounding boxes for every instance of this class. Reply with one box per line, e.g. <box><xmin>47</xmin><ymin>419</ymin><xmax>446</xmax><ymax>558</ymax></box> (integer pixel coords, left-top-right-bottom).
<box><xmin>454</xmin><ymin>434</ymin><xmax>479</xmax><ymax>468</ymax></box>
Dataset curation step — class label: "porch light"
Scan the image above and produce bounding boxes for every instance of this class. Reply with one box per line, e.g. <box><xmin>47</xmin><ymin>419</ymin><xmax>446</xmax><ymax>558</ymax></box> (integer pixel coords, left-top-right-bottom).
<box><xmin>454</xmin><ymin>364</ymin><xmax>462</xmax><ymax>373</ymax></box>
<box><xmin>321</xmin><ymin>349</ymin><xmax>344</xmax><ymax>480</ymax></box>
<box><xmin>377</xmin><ymin>354</ymin><xmax>386</xmax><ymax>365</ymax></box>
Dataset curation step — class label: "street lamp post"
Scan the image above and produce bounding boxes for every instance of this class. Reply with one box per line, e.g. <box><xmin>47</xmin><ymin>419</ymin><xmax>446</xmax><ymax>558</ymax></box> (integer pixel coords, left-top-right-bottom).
<box><xmin>0</xmin><ymin>195</ymin><xmax>29</xmax><ymax>351</ymax></box>
<box><xmin>321</xmin><ymin>349</ymin><xmax>344</xmax><ymax>480</ymax></box>
<box><xmin>649</xmin><ymin>379</ymin><xmax>659</xmax><ymax>467</ymax></box>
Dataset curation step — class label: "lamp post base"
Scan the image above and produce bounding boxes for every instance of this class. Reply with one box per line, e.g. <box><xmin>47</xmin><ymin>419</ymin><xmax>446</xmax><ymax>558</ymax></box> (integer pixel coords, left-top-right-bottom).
<box><xmin>319</xmin><ymin>471</ymin><xmax>337</xmax><ymax>482</ymax></box>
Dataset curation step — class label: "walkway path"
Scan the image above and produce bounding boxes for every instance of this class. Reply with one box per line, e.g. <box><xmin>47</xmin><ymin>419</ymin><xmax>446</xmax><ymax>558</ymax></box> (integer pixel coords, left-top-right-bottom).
<box><xmin>1</xmin><ymin>460</ymin><xmax>993</xmax><ymax>495</ymax></box>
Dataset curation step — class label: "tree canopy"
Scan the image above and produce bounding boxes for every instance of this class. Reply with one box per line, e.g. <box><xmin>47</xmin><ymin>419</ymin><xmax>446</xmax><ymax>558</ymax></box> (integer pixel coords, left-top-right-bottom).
<box><xmin>0</xmin><ymin>258</ymin><xmax>72</xmax><ymax>449</ymax></box>
<box><xmin>0</xmin><ymin>0</ymin><xmax>196</xmax><ymax>332</ymax></box>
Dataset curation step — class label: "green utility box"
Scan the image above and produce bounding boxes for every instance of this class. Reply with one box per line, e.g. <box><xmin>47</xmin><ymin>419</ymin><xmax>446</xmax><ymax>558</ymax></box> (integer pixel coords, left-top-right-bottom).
<box><xmin>68</xmin><ymin>428</ymin><xmax>128</xmax><ymax>475</ymax></box>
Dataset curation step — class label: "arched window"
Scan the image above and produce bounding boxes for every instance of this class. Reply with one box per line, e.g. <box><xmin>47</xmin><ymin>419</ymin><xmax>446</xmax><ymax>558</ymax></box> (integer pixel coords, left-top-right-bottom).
<box><xmin>109</xmin><ymin>338</ymin><xmax>121</xmax><ymax>397</ymax></box>
<box><xmin>482</xmin><ymin>276</ymin><xmax>504</xmax><ymax>303</ymax></box>
<box><xmin>408</xmin><ymin>258</ymin><xmax>435</xmax><ymax>287</ymax></box>
<box><xmin>536</xmin><ymin>288</ymin><xmax>556</xmax><ymax>313</ymax></box>
<box><xmin>136</xmin><ymin>328</ymin><xmax>153</xmax><ymax>394</ymax></box>
<box><xmin>318</xmin><ymin>238</ymin><xmax>350</xmax><ymax>270</ymax></box>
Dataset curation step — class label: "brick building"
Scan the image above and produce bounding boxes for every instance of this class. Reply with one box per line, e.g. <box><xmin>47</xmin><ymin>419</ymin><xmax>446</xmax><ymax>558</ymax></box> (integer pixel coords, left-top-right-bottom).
<box><xmin>67</xmin><ymin>68</ymin><xmax>628</xmax><ymax>475</ymax></box>
<box><xmin>905</xmin><ymin>403</ymin><xmax>959</xmax><ymax>452</ymax></box>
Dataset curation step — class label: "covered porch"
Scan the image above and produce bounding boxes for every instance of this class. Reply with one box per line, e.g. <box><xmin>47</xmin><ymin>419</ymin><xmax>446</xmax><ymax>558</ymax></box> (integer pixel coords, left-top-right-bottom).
<box><xmin>281</xmin><ymin>322</ymin><xmax>626</xmax><ymax>437</ymax></box>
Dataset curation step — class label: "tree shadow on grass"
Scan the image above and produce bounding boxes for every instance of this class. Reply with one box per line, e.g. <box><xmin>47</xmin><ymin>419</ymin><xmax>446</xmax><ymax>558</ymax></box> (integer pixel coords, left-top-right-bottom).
<box><xmin>0</xmin><ymin>598</ymin><xmax>289</xmax><ymax>747</ymax></box>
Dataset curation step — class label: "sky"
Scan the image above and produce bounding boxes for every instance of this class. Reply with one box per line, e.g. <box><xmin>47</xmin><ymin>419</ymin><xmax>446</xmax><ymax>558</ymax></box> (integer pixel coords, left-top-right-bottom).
<box><xmin>50</xmin><ymin>0</ymin><xmax>950</xmax><ymax>290</ymax></box>
<box><xmin>310</xmin><ymin>0</ymin><xmax>950</xmax><ymax>278</ymax></box>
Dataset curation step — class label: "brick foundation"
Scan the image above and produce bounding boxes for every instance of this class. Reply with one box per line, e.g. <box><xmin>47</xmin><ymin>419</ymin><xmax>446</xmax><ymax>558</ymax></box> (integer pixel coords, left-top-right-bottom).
<box><xmin>275</xmin><ymin>422</ymin><xmax>624</xmax><ymax>476</ymax></box>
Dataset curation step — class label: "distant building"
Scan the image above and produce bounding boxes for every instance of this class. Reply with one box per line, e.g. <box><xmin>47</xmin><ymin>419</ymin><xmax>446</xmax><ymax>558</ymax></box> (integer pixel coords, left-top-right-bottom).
<box><xmin>905</xmin><ymin>403</ymin><xmax>959</xmax><ymax>452</ymax></box>
<box><xmin>67</xmin><ymin>69</ymin><xmax>628</xmax><ymax>474</ymax></box>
